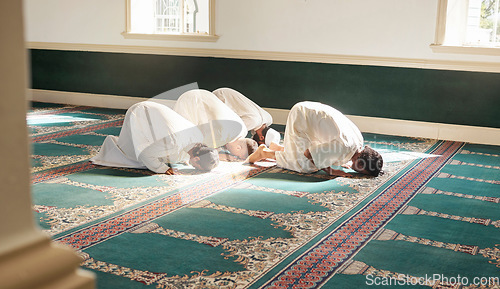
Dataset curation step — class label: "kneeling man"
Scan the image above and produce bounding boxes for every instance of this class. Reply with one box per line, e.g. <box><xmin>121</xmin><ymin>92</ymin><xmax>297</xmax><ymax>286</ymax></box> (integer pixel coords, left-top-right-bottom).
<box><xmin>91</xmin><ymin>101</ymin><xmax>219</xmax><ymax>173</ymax></box>
<box><xmin>174</xmin><ymin>89</ymin><xmax>258</xmax><ymax>160</ymax></box>
<box><xmin>247</xmin><ymin>101</ymin><xmax>383</xmax><ymax>177</ymax></box>
<box><xmin>212</xmin><ymin>87</ymin><xmax>280</xmax><ymax>147</ymax></box>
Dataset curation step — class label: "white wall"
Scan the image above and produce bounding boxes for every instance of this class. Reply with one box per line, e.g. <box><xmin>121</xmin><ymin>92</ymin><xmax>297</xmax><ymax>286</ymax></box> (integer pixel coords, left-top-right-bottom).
<box><xmin>23</xmin><ymin>0</ymin><xmax>500</xmax><ymax>64</ymax></box>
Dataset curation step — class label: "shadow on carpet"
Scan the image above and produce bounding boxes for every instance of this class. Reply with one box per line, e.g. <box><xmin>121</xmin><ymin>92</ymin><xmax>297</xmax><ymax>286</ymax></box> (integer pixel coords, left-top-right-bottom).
<box><xmin>29</xmin><ymin>102</ymin><xmax>499</xmax><ymax>288</ymax></box>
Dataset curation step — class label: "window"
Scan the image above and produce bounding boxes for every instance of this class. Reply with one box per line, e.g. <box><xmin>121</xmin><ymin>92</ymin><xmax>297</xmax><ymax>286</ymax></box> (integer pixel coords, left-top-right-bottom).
<box><xmin>432</xmin><ymin>0</ymin><xmax>500</xmax><ymax>55</ymax></box>
<box><xmin>123</xmin><ymin>0</ymin><xmax>218</xmax><ymax>42</ymax></box>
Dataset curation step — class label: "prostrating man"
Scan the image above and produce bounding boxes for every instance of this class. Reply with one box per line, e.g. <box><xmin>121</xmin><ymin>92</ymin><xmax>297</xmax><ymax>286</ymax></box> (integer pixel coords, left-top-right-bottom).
<box><xmin>212</xmin><ymin>87</ymin><xmax>281</xmax><ymax>147</ymax></box>
<box><xmin>174</xmin><ymin>89</ymin><xmax>258</xmax><ymax>160</ymax></box>
<box><xmin>246</xmin><ymin>101</ymin><xmax>383</xmax><ymax>177</ymax></box>
<box><xmin>91</xmin><ymin>101</ymin><xmax>219</xmax><ymax>174</ymax></box>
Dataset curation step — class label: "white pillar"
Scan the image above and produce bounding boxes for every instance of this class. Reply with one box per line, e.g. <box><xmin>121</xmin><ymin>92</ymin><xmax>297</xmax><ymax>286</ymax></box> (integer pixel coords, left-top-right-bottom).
<box><xmin>0</xmin><ymin>1</ymin><xmax>95</xmax><ymax>288</ymax></box>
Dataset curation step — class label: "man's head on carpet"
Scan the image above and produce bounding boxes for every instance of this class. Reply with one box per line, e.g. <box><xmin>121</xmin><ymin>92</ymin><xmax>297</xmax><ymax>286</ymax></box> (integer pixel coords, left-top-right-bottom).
<box><xmin>353</xmin><ymin>146</ymin><xmax>384</xmax><ymax>177</ymax></box>
<box><xmin>189</xmin><ymin>143</ymin><xmax>219</xmax><ymax>171</ymax></box>
<box><xmin>252</xmin><ymin>125</ymin><xmax>269</xmax><ymax>145</ymax></box>
<box><xmin>225</xmin><ymin>138</ymin><xmax>258</xmax><ymax>160</ymax></box>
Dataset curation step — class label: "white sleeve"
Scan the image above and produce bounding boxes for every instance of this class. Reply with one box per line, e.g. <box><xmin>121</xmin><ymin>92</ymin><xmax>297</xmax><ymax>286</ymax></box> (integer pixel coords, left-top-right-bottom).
<box><xmin>275</xmin><ymin>148</ymin><xmax>318</xmax><ymax>173</ymax></box>
<box><xmin>137</xmin><ymin>143</ymin><xmax>170</xmax><ymax>173</ymax></box>
<box><xmin>309</xmin><ymin>141</ymin><xmax>350</xmax><ymax>169</ymax></box>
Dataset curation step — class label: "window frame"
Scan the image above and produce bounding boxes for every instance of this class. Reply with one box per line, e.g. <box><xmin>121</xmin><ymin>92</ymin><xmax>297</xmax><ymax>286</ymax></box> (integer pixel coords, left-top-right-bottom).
<box><xmin>431</xmin><ymin>0</ymin><xmax>500</xmax><ymax>55</ymax></box>
<box><xmin>122</xmin><ymin>0</ymin><xmax>219</xmax><ymax>42</ymax></box>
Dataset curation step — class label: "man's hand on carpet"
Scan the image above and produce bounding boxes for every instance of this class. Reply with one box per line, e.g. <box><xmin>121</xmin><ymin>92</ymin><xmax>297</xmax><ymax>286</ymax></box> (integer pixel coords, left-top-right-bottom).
<box><xmin>322</xmin><ymin>167</ymin><xmax>352</xmax><ymax>178</ymax></box>
<box><xmin>342</xmin><ymin>161</ymin><xmax>352</xmax><ymax>169</ymax></box>
<box><xmin>165</xmin><ymin>167</ymin><xmax>177</xmax><ymax>175</ymax></box>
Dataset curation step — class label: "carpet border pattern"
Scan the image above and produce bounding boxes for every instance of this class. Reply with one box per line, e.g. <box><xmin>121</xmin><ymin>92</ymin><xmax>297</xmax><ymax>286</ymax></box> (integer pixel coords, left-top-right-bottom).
<box><xmin>261</xmin><ymin>141</ymin><xmax>465</xmax><ymax>288</ymax></box>
<box><xmin>55</xmin><ymin>165</ymin><xmax>273</xmax><ymax>251</ymax></box>
<box><xmin>31</xmin><ymin>119</ymin><xmax>123</xmax><ymax>143</ymax></box>
<box><xmin>31</xmin><ymin>118</ymin><xmax>124</xmax><ymax>184</ymax></box>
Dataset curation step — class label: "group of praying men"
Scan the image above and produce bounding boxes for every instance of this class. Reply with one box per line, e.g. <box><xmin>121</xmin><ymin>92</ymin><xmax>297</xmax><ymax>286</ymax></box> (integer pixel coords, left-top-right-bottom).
<box><xmin>91</xmin><ymin>88</ymin><xmax>384</xmax><ymax>178</ymax></box>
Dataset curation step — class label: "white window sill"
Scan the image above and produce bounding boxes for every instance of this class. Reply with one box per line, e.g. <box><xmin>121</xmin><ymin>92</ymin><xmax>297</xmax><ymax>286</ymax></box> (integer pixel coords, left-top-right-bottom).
<box><xmin>430</xmin><ymin>44</ymin><xmax>500</xmax><ymax>56</ymax></box>
<box><xmin>122</xmin><ymin>32</ymin><xmax>219</xmax><ymax>42</ymax></box>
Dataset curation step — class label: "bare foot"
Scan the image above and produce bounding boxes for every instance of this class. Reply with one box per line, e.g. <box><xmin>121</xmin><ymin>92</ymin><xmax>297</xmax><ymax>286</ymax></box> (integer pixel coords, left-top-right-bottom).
<box><xmin>269</xmin><ymin>142</ymin><xmax>284</xmax><ymax>151</ymax></box>
<box><xmin>245</xmin><ymin>144</ymin><xmax>266</xmax><ymax>164</ymax></box>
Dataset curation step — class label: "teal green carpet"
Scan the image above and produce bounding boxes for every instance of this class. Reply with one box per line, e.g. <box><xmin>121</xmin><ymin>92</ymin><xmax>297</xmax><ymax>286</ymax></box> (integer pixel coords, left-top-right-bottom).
<box><xmin>29</xmin><ymin>102</ymin><xmax>499</xmax><ymax>288</ymax></box>
<box><xmin>321</xmin><ymin>143</ymin><xmax>500</xmax><ymax>289</ymax></box>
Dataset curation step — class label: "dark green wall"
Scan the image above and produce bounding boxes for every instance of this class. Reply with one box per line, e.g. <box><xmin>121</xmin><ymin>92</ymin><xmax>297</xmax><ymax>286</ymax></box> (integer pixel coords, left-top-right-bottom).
<box><xmin>30</xmin><ymin>49</ymin><xmax>500</xmax><ymax>128</ymax></box>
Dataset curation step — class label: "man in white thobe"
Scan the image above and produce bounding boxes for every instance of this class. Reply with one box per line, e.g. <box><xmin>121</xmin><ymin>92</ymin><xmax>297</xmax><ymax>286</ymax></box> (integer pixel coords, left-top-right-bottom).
<box><xmin>91</xmin><ymin>101</ymin><xmax>219</xmax><ymax>173</ymax></box>
<box><xmin>212</xmin><ymin>87</ymin><xmax>280</xmax><ymax>147</ymax></box>
<box><xmin>247</xmin><ymin>101</ymin><xmax>383</xmax><ymax>177</ymax></box>
<box><xmin>174</xmin><ymin>89</ymin><xmax>257</xmax><ymax>160</ymax></box>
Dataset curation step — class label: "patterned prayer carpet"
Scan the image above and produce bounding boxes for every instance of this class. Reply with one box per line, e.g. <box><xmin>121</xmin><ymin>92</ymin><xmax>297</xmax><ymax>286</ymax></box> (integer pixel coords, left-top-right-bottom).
<box><xmin>29</xmin><ymin>102</ymin><xmax>499</xmax><ymax>288</ymax></box>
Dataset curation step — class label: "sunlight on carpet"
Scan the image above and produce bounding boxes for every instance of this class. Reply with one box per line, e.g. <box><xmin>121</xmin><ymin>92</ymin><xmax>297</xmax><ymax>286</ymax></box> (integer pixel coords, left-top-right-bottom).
<box><xmin>28</xmin><ymin>102</ymin><xmax>499</xmax><ymax>289</ymax></box>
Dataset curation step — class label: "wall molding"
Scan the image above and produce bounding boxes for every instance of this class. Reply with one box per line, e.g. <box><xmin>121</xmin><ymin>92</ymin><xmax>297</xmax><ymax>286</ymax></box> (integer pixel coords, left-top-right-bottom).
<box><xmin>30</xmin><ymin>89</ymin><xmax>500</xmax><ymax>146</ymax></box>
<box><xmin>430</xmin><ymin>44</ymin><xmax>500</xmax><ymax>56</ymax></box>
<box><xmin>27</xmin><ymin>42</ymin><xmax>500</xmax><ymax>73</ymax></box>
<box><xmin>121</xmin><ymin>32</ymin><xmax>220</xmax><ymax>42</ymax></box>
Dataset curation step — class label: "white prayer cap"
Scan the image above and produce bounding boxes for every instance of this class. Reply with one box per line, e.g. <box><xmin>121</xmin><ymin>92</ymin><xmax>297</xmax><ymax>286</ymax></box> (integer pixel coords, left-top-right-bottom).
<box><xmin>265</xmin><ymin>128</ymin><xmax>281</xmax><ymax>147</ymax></box>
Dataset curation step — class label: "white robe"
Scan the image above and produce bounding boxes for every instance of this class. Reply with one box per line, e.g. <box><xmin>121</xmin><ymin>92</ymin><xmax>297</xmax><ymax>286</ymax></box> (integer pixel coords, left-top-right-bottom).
<box><xmin>91</xmin><ymin>101</ymin><xmax>203</xmax><ymax>173</ymax></box>
<box><xmin>174</xmin><ymin>89</ymin><xmax>247</xmax><ymax>148</ymax></box>
<box><xmin>212</xmin><ymin>87</ymin><xmax>280</xmax><ymax>146</ymax></box>
<box><xmin>275</xmin><ymin>101</ymin><xmax>363</xmax><ymax>173</ymax></box>
<box><xmin>212</xmin><ymin>88</ymin><xmax>272</xmax><ymax>131</ymax></box>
